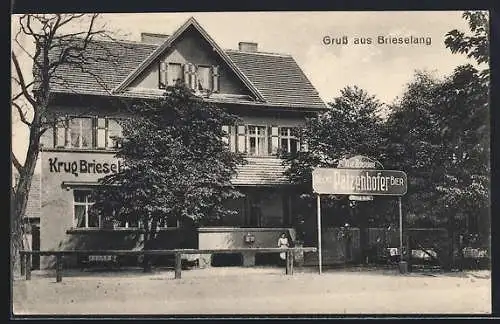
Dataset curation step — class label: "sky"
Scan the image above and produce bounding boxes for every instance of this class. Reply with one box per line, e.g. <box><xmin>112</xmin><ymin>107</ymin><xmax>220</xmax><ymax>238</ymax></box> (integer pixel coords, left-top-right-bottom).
<box><xmin>11</xmin><ymin>11</ymin><xmax>479</xmax><ymax>166</ymax></box>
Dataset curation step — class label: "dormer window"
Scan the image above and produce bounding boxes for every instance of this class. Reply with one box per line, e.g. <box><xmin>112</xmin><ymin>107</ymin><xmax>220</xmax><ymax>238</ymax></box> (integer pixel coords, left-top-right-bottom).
<box><xmin>159</xmin><ymin>61</ymin><xmax>219</xmax><ymax>92</ymax></box>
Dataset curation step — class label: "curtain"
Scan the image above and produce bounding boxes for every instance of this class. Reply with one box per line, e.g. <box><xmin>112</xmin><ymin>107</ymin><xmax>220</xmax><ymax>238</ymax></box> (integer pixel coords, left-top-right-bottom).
<box><xmin>74</xmin><ymin>205</ymin><xmax>86</xmax><ymax>228</ymax></box>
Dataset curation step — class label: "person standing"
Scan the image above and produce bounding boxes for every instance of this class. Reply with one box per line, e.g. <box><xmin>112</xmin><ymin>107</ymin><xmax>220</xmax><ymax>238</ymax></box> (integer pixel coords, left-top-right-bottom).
<box><xmin>278</xmin><ymin>232</ymin><xmax>290</xmax><ymax>265</ymax></box>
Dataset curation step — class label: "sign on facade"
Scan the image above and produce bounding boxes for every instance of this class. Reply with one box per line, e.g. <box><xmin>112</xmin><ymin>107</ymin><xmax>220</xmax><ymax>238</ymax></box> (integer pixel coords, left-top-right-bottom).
<box><xmin>312</xmin><ymin>168</ymin><xmax>407</xmax><ymax>196</ymax></box>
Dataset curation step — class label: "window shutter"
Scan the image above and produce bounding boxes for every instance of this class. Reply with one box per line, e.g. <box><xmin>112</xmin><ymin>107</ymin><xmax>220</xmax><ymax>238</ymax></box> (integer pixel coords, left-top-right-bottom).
<box><xmin>229</xmin><ymin>125</ymin><xmax>236</xmax><ymax>152</ymax></box>
<box><xmin>237</xmin><ymin>125</ymin><xmax>246</xmax><ymax>153</ymax></box>
<box><xmin>190</xmin><ymin>64</ymin><xmax>197</xmax><ymax>90</ymax></box>
<box><xmin>97</xmin><ymin>118</ymin><xmax>106</xmax><ymax>148</ymax></box>
<box><xmin>183</xmin><ymin>63</ymin><xmax>190</xmax><ymax>88</ymax></box>
<box><xmin>212</xmin><ymin>66</ymin><xmax>219</xmax><ymax>92</ymax></box>
<box><xmin>65</xmin><ymin>116</ymin><xmax>72</xmax><ymax>147</ymax></box>
<box><xmin>271</xmin><ymin>126</ymin><xmax>279</xmax><ymax>154</ymax></box>
<box><xmin>55</xmin><ymin>116</ymin><xmax>67</xmax><ymax>148</ymax></box>
<box><xmin>159</xmin><ymin>61</ymin><xmax>167</xmax><ymax>89</ymax></box>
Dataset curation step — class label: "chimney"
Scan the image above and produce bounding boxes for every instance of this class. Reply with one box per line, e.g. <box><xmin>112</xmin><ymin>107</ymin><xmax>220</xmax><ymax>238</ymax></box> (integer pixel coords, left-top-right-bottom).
<box><xmin>238</xmin><ymin>42</ymin><xmax>258</xmax><ymax>52</ymax></box>
<box><xmin>141</xmin><ymin>33</ymin><xmax>169</xmax><ymax>45</ymax></box>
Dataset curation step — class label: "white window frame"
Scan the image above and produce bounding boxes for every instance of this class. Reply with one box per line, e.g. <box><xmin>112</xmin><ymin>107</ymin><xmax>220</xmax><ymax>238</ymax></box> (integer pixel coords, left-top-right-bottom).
<box><xmin>279</xmin><ymin>127</ymin><xmax>299</xmax><ymax>153</ymax></box>
<box><xmin>247</xmin><ymin>125</ymin><xmax>268</xmax><ymax>156</ymax></box>
<box><xmin>68</xmin><ymin>116</ymin><xmax>94</xmax><ymax>149</ymax></box>
<box><xmin>54</xmin><ymin>116</ymin><xmax>124</xmax><ymax>150</ymax></box>
<box><xmin>73</xmin><ymin>190</ymin><xmax>99</xmax><ymax>228</ymax></box>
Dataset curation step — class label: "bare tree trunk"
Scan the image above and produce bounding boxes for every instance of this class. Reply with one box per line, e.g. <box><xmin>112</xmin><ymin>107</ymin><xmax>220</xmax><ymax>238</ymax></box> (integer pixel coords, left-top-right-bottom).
<box><xmin>11</xmin><ymin>128</ymin><xmax>41</xmax><ymax>278</ymax></box>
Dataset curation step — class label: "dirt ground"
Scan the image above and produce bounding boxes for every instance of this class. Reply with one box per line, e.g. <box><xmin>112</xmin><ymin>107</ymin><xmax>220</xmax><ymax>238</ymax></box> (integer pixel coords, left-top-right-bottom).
<box><xmin>12</xmin><ymin>266</ymin><xmax>491</xmax><ymax>315</ymax></box>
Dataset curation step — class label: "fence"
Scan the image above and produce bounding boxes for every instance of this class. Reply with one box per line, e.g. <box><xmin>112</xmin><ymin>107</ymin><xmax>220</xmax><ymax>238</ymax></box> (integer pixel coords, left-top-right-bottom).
<box><xmin>20</xmin><ymin>247</ymin><xmax>317</xmax><ymax>282</ymax></box>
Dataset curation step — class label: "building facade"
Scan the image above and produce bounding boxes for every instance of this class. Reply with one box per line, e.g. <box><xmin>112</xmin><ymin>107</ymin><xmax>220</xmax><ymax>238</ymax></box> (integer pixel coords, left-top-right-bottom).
<box><xmin>33</xmin><ymin>17</ymin><xmax>327</xmax><ymax>269</ymax></box>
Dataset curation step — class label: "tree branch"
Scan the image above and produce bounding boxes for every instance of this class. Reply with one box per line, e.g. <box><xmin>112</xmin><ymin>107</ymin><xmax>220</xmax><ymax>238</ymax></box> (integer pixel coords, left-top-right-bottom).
<box><xmin>11</xmin><ymin>52</ymin><xmax>37</xmax><ymax>108</ymax></box>
<box><xmin>12</xmin><ymin>152</ymin><xmax>23</xmax><ymax>173</ymax></box>
<box><xmin>12</xmin><ymin>80</ymin><xmax>35</xmax><ymax>102</ymax></box>
<box><xmin>12</xmin><ymin>102</ymin><xmax>32</xmax><ymax>127</ymax></box>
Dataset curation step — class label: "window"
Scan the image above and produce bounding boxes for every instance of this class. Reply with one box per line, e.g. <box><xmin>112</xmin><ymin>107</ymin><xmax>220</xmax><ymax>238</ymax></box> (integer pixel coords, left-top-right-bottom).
<box><xmin>106</xmin><ymin>119</ymin><xmax>123</xmax><ymax>148</ymax></box>
<box><xmin>279</xmin><ymin>127</ymin><xmax>299</xmax><ymax>154</ymax></box>
<box><xmin>73</xmin><ymin>190</ymin><xmax>99</xmax><ymax>228</ymax></box>
<box><xmin>69</xmin><ymin>118</ymin><xmax>93</xmax><ymax>148</ymax></box>
<box><xmin>158</xmin><ymin>62</ymin><xmax>220</xmax><ymax>92</ymax></box>
<box><xmin>55</xmin><ymin>116</ymin><xmax>123</xmax><ymax>149</ymax></box>
<box><xmin>96</xmin><ymin>117</ymin><xmax>123</xmax><ymax>149</ymax></box>
<box><xmin>247</xmin><ymin>126</ymin><xmax>268</xmax><ymax>156</ymax></box>
<box><xmin>168</xmin><ymin>63</ymin><xmax>183</xmax><ymax>86</ymax></box>
<box><xmin>197</xmin><ymin>66</ymin><xmax>212</xmax><ymax>91</ymax></box>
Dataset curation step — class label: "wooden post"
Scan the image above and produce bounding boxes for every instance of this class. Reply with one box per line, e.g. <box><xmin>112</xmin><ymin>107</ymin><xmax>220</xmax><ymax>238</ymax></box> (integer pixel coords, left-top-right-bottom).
<box><xmin>20</xmin><ymin>252</ymin><xmax>26</xmax><ymax>277</ymax></box>
<box><xmin>25</xmin><ymin>254</ymin><xmax>31</xmax><ymax>281</ymax></box>
<box><xmin>289</xmin><ymin>250</ymin><xmax>294</xmax><ymax>275</ymax></box>
<box><xmin>174</xmin><ymin>252</ymin><xmax>182</xmax><ymax>279</ymax></box>
<box><xmin>406</xmin><ymin>234</ymin><xmax>411</xmax><ymax>272</ymax></box>
<box><xmin>285</xmin><ymin>250</ymin><xmax>291</xmax><ymax>275</ymax></box>
<box><xmin>398</xmin><ymin>196</ymin><xmax>408</xmax><ymax>274</ymax></box>
<box><xmin>317</xmin><ymin>194</ymin><xmax>322</xmax><ymax>275</ymax></box>
<box><xmin>399</xmin><ymin>197</ymin><xmax>403</xmax><ymax>262</ymax></box>
<box><xmin>56</xmin><ymin>254</ymin><xmax>63</xmax><ymax>283</ymax></box>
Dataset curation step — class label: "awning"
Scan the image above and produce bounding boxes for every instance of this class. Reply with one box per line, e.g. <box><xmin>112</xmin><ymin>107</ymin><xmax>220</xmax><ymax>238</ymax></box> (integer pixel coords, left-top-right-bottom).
<box><xmin>61</xmin><ymin>181</ymin><xmax>117</xmax><ymax>189</ymax></box>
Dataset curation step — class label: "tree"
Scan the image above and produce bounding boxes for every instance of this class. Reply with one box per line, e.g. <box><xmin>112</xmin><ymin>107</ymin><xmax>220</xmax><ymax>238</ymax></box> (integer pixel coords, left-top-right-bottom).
<box><xmin>11</xmin><ymin>14</ymin><xmax>119</xmax><ymax>274</ymax></box>
<box><xmin>383</xmin><ymin>65</ymin><xmax>489</xmax><ymax>268</ymax></box>
<box><xmin>381</xmin><ymin>11</ymin><xmax>490</xmax><ymax>269</ymax></box>
<box><xmin>91</xmin><ymin>84</ymin><xmax>245</xmax><ymax>271</ymax></box>
<box><xmin>444</xmin><ymin>11</ymin><xmax>490</xmax><ymax>249</ymax></box>
<box><xmin>284</xmin><ymin>85</ymin><xmax>385</xmax><ymax>185</ymax></box>
<box><xmin>282</xmin><ymin>86</ymin><xmax>386</xmax><ymax>261</ymax></box>
<box><xmin>382</xmin><ymin>71</ymin><xmax>445</xmax><ymax>227</ymax></box>
<box><xmin>445</xmin><ymin>11</ymin><xmax>489</xmax><ymax>77</ymax></box>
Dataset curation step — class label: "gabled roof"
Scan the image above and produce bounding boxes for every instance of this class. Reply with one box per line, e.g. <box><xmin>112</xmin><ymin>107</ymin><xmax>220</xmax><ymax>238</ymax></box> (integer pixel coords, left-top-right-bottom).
<box><xmin>114</xmin><ymin>17</ymin><xmax>265</xmax><ymax>102</ymax></box>
<box><xmin>37</xmin><ymin>39</ymin><xmax>158</xmax><ymax>97</ymax></box>
<box><xmin>41</xmin><ymin>18</ymin><xmax>327</xmax><ymax>110</ymax></box>
<box><xmin>226</xmin><ymin>50</ymin><xmax>326</xmax><ymax>109</ymax></box>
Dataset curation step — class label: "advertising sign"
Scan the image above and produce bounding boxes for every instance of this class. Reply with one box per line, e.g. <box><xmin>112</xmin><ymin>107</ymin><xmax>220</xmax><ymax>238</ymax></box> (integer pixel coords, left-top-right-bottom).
<box><xmin>338</xmin><ymin>155</ymin><xmax>381</xmax><ymax>200</ymax></box>
<box><xmin>312</xmin><ymin>168</ymin><xmax>407</xmax><ymax>196</ymax></box>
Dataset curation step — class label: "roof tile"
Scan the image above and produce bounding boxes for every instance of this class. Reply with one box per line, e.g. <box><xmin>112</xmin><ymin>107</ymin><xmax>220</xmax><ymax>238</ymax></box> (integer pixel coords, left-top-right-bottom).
<box><xmin>42</xmin><ymin>38</ymin><xmax>326</xmax><ymax>110</ymax></box>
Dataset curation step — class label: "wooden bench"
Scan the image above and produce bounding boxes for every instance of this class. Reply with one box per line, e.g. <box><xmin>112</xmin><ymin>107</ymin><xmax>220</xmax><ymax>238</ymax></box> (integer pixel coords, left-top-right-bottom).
<box><xmin>20</xmin><ymin>247</ymin><xmax>318</xmax><ymax>283</ymax></box>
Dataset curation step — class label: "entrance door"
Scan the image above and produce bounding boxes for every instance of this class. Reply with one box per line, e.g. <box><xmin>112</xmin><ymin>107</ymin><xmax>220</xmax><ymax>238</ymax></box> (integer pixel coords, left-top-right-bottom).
<box><xmin>31</xmin><ymin>225</ymin><xmax>40</xmax><ymax>270</ymax></box>
<box><xmin>245</xmin><ymin>192</ymin><xmax>262</xmax><ymax>227</ymax></box>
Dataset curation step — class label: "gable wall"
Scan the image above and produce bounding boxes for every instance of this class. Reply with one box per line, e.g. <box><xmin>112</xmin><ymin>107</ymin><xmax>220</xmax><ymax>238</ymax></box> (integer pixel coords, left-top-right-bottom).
<box><xmin>130</xmin><ymin>28</ymin><xmax>251</xmax><ymax>97</ymax></box>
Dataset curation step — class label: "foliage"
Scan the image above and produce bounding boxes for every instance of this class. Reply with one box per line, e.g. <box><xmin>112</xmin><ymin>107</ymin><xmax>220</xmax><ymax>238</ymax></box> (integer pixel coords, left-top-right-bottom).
<box><xmin>383</xmin><ymin>10</ymin><xmax>490</xmax><ymax>231</ymax></box>
<box><xmin>281</xmin><ymin>86</ymin><xmax>389</xmax><ymax>228</ymax></box>
<box><xmin>92</xmin><ymin>84</ymin><xmax>245</xmax><ymax>245</ymax></box>
<box><xmin>283</xmin><ymin>85</ymin><xmax>385</xmax><ymax>186</ymax></box>
<box><xmin>383</xmin><ymin>65</ymin><xmax>489</xmax><ymax>231</ymax></box>
<box><xmin>445</xmin><ymin>11</ymin><xmax>489</xmax><ymax>78</ymax></box>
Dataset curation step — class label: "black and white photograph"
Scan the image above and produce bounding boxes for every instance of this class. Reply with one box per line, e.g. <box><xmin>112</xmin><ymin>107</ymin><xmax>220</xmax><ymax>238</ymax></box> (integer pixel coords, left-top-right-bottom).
<box><xmin>11</xmin><ymin>11</ymin><xmax>491</xmax><ymax>316</ymax></box>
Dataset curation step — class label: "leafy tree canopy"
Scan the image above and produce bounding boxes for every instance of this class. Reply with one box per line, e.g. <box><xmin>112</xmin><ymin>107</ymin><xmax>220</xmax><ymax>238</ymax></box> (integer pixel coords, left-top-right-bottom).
<box><xmin>383</xmin><ymin>64</ymin><xmax>489</xmax><ymax>228</ymax></box>
<box><xmin>92</xmin><ymin>84</ymin><xmax>245</xmax><ymax>241</ymax></box>
<box><xmin>445</xmin><ymin>11</ymin><xmax>489</xmax><ymax>78</ymax></box>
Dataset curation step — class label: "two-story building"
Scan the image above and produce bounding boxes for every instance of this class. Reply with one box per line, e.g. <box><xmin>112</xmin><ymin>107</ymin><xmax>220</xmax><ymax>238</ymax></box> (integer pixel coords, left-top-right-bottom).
<box><xmin>34</xmin><ymin>17</ymin><xmax>327</xmax><ymax>269</ymax></box>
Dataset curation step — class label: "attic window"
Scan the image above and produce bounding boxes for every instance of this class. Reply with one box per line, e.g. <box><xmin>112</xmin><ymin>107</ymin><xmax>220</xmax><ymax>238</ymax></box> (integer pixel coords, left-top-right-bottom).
<box><xmin>159</xmin><ymin>62</ymin><xmax>219</xmax><ymax>93</ymax></box>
